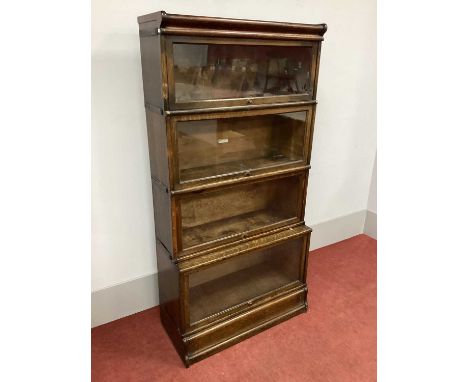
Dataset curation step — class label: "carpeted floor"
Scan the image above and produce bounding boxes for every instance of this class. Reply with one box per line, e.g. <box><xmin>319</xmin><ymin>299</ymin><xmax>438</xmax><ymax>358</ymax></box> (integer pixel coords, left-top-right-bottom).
<box><xmin>92</xmin><ymin>234</ymin><xmax>376</xmax><ymax>382</ymax></box>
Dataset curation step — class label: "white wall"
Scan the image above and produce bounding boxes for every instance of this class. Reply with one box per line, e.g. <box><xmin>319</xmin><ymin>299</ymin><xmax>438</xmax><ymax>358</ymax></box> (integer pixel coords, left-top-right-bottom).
<box><xmin>92</xmin><ymin>0</ymin><xmax>376</xmax><ymax>293</ymax></box>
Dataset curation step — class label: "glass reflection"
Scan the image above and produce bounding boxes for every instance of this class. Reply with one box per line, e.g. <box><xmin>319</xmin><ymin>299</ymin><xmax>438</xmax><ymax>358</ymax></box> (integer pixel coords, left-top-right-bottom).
<box><xmin>176</xmin><ymin>111</ymin><xmax>307</xmax><ymax>182</ymax></box>
<box><xmin>173</xmin><ymin>43</ymin><xmax>314</xmax><ymax>102</ymax></box>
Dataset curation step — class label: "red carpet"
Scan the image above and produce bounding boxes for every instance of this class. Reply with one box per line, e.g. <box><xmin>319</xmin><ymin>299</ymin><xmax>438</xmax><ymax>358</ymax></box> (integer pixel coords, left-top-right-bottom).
<box><xmin>92</xmin><ymin>234</ymin><xmax>376</xmax><ymax>382</ymax></box>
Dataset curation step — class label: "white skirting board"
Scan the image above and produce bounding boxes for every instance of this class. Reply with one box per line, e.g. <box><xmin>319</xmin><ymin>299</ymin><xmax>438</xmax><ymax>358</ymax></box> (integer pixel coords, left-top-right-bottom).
<box><xmin>309</xmin><ymin>210</ymin><xmax>367</xmax><ymax>251</ymax></box>
<box><xmin>92</xmin><ymin>209</ymin><xmax>377</xmax><ymax>328</ymax></box>
<box><xmin>92</xmin><ymin>273</ymin><xmax>159</xmax><ymax>328</ymax></box>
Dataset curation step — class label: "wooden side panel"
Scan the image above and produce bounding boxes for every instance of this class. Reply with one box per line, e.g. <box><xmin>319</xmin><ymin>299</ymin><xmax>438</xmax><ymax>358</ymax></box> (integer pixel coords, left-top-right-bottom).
<box><xmin>156</xmin><ymin>240</ymin><xmax>180</xmax><ymax>327</ymax></box>
<box><xmin>160</xmin><ymin>306</ymin><xmax>188</xmax><ymax>365</ymax></box>
<box><xmin>305</xmin><ymin>103</ymin><xmax>317</xmax><ymax>164</ymax></box>
<box><xmin>138</xmin><ymin>22</ymin><xmax>165</xmax><ymax>108</ymax></box>
<box><xmin>311</xmin><ymin>42</ymin><xmax>322</xmax><ymax>100</ymax></box>
<box><xmin>145</xmin><ymin>110</ymin><xmax>170</xmax><ymax>186</ymax></box>
<box><xmin>152</xmin><ymin>183</ymin><xmax>173</xmax><ymax>254</ymax></box>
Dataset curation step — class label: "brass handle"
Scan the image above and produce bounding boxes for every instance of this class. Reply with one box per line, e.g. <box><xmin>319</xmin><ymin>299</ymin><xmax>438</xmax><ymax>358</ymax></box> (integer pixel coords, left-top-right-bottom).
<box><xmin>243</xmin><ymin>170</ymin><xmax>251</xmax><ymax>177</ymax></box>
<box><xmin>246</xmin><ymin>98</ymin><xmax>253</xmax><ymax>105</ymax></box>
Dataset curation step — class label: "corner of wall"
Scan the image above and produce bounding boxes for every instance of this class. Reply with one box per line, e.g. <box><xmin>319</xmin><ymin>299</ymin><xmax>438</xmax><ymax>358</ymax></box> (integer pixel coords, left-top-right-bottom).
<box><xmin>363</xmin><ymin>153</ymin><xmax>377</xmax><ymax>239</ymax></box>
<box><xmin>363</xmin><ymin>210</ymin><xmax>377</xmax><ymax>239</ymax></box>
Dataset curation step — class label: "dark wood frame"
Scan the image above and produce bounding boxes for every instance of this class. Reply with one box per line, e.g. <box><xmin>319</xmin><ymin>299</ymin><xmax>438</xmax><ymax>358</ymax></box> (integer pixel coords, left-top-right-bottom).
<box><xmin>138</xmin><ymin>11</ymin><xmax>327</xmax><ymax>40</ymax></box>
<box><xmin>168</xmin><ymin>103</ymin><xmax>316</xmax><ymax>190</ymax></box>
<box><xmin>164</xmin><ymin>35</ymin><xmax>320</xmax><ymax>110</ymax></box>
<box><xmin>176</xmin><ymin>170</ymin><xmax>309</xmax><ymax>258</ymax></box>
<box><xmin>138</xmin><ymin>11</ymin><xmax>326</xmax><ymax>367</ymax></box>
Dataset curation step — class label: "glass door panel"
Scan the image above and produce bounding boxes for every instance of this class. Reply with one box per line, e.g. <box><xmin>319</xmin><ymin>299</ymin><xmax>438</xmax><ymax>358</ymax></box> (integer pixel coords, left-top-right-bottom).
<box><xmin>176</xmin><ymin>111</ymin><xmax>307</xmax><ymax>184</ymax></box>
<box><xmin>171</xmin><ymin>42</ymin><xmax>317</xmax><ymax>105</ymax></box>
<box><xmin>179</xmin><ymin>174</ymin><xmax>303</xmax><ymax>251</ymax></box>
<box><xmin>188</xmin><ymin>237</ymin><xmax>303</xmax><ymax>324</ymax></box>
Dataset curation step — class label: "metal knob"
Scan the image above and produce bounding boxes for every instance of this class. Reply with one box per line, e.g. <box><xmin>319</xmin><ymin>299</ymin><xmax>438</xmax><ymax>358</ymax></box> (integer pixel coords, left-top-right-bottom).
<box><xmin>246</xmin><ymin>98</ymin><xmax>253</xmax><ymax>105</ymax></box>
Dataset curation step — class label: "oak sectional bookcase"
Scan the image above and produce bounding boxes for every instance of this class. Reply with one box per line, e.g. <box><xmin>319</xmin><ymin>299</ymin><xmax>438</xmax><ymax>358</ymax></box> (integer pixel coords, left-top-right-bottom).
<box><xmin>137</xmin><ymin>11</ymin><xmax>327</xmax><ymax>367</ymax></box>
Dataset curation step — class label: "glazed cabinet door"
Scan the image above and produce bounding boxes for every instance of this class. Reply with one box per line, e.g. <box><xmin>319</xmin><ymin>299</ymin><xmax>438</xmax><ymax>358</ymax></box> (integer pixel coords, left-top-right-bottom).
<box><xmin>169</xmin><ymin>105</ymin><xmax>314</xmax><ymax>190</ymax></box>
<box><xmin>184</xmin><ymin>232</ymin><xmax>310</xmax><ymax>328</ymax></box>
<box><xmin>173</xmin><ymin>171</ymin><xmax>307</xmax><ymax>257</ymax></box>
<box><xmin>165</xmin><ymin>36</ymin><xmax>320</xmax><ymax>109</ymax></box>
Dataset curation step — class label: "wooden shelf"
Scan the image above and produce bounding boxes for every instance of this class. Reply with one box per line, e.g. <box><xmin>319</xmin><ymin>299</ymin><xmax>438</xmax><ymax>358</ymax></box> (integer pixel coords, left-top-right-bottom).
<box><xmin>182</xmin><ymin>209</ymin><xmax>289</xmax><ymax>249</ymax></box>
